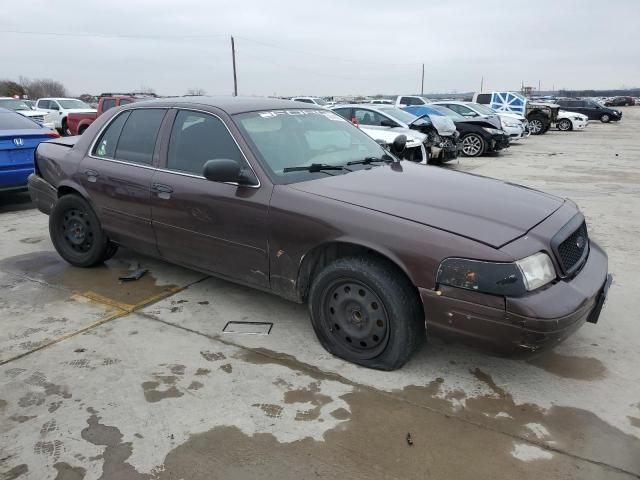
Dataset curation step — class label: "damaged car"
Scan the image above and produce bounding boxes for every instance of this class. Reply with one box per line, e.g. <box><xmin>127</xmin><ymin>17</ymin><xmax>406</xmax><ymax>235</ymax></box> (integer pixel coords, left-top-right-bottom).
<box><xmin>332</xmin><ymin>104</ymin><xmax>461</xmax><ymax>163</ymax></box>
<box><xmin>28</xmin><ymin>97</ymin><xmax>612</xmax><ymax>370</ymax></box>
<box><xmin>404</xmin><ymin>104</ymin><xmax>510</xmax><ymax>157</ymax></box>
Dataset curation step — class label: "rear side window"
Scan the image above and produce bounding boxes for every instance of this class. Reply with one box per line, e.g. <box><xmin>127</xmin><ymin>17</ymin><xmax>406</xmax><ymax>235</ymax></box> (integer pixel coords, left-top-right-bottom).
<box><xmin>167</xmin><ymin>110</ymin><xmax>246</xmax><ymax>175</ymax></box>
<box><xmin>0</xmin><ymin>111</ymin><xmax>40</xmax><ymax>130</ymax></box>
<box><xmin>102</xmin><ymin>99</ymin><xmax>116</xmax><ymax>112</ymax></box>
<box><xmin>475</xmin><ymin>94</ymin><xmax>491</xmax><ymax>104</ymax></box>
<box><xmin>93</xmin><ymin>111</ymin><xmax>130</xmax><ymax>159</ymax></box>
<box><xmin>332</xmin><ymin>108</ymin><xmax>352</xmax><ymax>120</ymax></box>
<box><xmin>114</xmin><ymin>109</ymin><xmax>166</xmax><ymax>165</ymax></box>
<box><xmin>119</xmin><ymin>99</ymin><xmax>132</xmax><ymax>106</ymax></box>
<box><xmin>38</xmin><ymin>100</ymin><xmax>50</xmax><ymax>109</ymax></box>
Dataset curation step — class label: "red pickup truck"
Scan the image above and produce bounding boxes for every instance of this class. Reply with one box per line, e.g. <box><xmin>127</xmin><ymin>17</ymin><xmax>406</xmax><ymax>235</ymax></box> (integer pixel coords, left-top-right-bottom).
<box><xmin>66</xmin><ymin>93</ymin><xmax>155</xmax><ymax>135</ymax></box>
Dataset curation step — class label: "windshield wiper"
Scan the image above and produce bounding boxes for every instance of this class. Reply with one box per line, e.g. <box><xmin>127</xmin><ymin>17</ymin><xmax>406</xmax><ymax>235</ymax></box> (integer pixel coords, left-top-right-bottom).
<box><xmin>347</xmin><ymin>154</ymin><xmax>394</xmax><ymax>166</ymax></box>
<box><xmin>283</xmin><ymin>163</ymin><xmax>348</xmax><ymax>173</ymax></box>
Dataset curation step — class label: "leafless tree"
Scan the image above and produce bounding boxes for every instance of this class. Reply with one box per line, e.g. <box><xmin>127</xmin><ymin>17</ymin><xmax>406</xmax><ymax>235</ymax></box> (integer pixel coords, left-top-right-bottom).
<box><xmin>138</xmin><ymin>85</ymin><xmax>156</xmax><ymax>95</ymax></box>
<box><xmin>0</xmin><ymin>80</ymin><xmax>25</xmax><ymax>97</ymax></box>
<box><xmin>186</xmin><ymin>87</ymin><xmax>207</xmax><ymax>96</ymax></box>
<box><xmin>20</xmin><ymin>77</ymin><xmax>68</xmax><ymax>99</ymax></box>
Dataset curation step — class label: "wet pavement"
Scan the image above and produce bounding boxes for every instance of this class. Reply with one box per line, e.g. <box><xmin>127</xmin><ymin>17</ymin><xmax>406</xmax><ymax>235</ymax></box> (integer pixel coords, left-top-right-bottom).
<box><xmin>1</xmin><ymin>109</ymin><xmax>639</xmax><ymax>479</ymax></box>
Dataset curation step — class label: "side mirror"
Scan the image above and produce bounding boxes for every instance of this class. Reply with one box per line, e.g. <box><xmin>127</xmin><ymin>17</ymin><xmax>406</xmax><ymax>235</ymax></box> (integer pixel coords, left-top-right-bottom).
<box><xmin>203</xmin><ymin>159</ymin><xmax>254</xmax><ymax>185</ymax></box>
<box><xmin>391</xmin><ymin>135</ymin><xmax>407</xmax><ymax>155</ymax></box>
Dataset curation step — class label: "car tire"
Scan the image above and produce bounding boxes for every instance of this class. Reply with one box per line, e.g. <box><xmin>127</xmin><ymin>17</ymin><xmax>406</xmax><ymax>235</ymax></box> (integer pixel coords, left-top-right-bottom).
<box><xmin>600</xmin><ymin>114</ymin><xmax>611</xmax><ymax>123</ymax></box>
<box><xmin>557</xmin><ymin>119</ymin><xmax>572</xmax><ymax>131</ymax></box>
<box><xmin>461</xmin><ymin>133</ymin><xmax>485</xmax><ymax>157</ymax></box>
<box><xmin>308</xmin><ymin>256</ymin><xmax>424</xmax><ymax>370</ymax></box>
<box><xmin>49</xmin><ymin>194</ymin><xmax>111</xmax><ymax>267</ymax></box>
<box><xmin>527</xmin><ymin>114</ymin><xmax>548</xmax><ymax>135</ymax></box>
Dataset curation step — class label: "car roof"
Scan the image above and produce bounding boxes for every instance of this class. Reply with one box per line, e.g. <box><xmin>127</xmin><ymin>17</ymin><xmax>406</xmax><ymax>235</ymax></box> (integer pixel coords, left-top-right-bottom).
<box><xmin>125</xmin><ymin>96</ymin><xmax>311</xmax><ymax>115</ymax></box>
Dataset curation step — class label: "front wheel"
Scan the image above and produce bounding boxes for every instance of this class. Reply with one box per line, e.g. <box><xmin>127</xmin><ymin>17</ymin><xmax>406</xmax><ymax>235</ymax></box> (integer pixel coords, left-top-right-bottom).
<box><xmin>49</xmin><ymin>194</ymin><xmax>111</xmax><ymax>267</ymax></box>
<box><xmin>557</xmin><ymin>119</ymin><xmax>572</xmax><ymax>131</ymax></box>
<box><xmin>600</xmin><ymin>114</ymin><xmax>611</xmax><ymax>123</ymax></box>
<box><xmin>308</xmin><ymin>257</ymin><xmax>424</xmax><ymax>370</ymax></box>
<box><xmin>461</xmin><ymin>133</ymin><xmax>485</xmax><ymax>157</ymax></box>
<box><xmin>527</xmin><ymin>114</ymin><xmax>548</xmax><ymax>135</ymax></box>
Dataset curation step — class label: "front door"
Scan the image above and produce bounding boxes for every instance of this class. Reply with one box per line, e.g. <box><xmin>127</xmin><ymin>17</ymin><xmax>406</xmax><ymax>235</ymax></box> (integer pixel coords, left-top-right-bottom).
<box><xmin>79</xmin><ymin>108</ymin><xmax>167</xmax><ymax>254</ymax></box>
<box><xmin>150</xmin><ymin>109</ymin><xmax>270</xmax><ymax>288</ymax></box>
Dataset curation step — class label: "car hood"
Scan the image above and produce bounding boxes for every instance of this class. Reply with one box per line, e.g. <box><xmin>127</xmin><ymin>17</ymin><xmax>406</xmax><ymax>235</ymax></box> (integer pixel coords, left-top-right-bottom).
<box><xmin>498</xmin><ymin>112</ymin><xmax>526</xmax><ymax>122</ymax></box>
<box><xmin>455</xmin><ymin>116</ymin><xmax>502</xmax><ymax>129</ymax></box>
<box><xmin>290</xmin><ymin>162</ymin><xmax>564</xmax><ymax>248</ymax></box>
<box><xmin>18</xmin><ymin>110</ymin><xmax>48</xmax><ymax>117</ymax></box>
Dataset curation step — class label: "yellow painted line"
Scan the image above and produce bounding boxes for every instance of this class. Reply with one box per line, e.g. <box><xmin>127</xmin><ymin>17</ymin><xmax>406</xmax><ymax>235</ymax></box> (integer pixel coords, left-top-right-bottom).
<box><xmin>0</xmin><ymin>285</ymin><xmax>184</xmax><ymax>366</ymax></box>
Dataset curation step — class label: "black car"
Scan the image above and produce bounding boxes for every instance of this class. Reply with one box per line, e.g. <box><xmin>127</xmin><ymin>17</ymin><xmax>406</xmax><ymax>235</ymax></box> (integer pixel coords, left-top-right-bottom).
<box><xmin>413</xmin><ymin>105</ymin><xmax>510</xmax><ymax>157</ymax></box>
<box><xmin>604</xmin><ymin>96</ymin><xmax>635</xmax><ymax>107</ymax></box>
<box><xmin>555</xmin><ymin>99</ymin><xmax>622</xmax><ymax>123</ymax></box>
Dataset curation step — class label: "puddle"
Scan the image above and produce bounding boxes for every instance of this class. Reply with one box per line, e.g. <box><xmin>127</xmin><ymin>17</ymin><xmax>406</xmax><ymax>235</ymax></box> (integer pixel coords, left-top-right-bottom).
<box><xmin>526</xmin><ymin>351</ymin><xmax>607</xmax><ymax>381</ymax></box>
<box><xmin>0</xmin><ymin>251</ymin><xmax>178</xmax><ymax>309</ymax></box>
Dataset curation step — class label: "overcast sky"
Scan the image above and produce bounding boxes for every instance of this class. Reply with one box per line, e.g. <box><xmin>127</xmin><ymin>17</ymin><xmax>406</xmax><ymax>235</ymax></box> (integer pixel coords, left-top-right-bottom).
<box><xmin>3</xmin><ymin>0</ymin><xmax>639</xmax><ymax>97</ymax></box>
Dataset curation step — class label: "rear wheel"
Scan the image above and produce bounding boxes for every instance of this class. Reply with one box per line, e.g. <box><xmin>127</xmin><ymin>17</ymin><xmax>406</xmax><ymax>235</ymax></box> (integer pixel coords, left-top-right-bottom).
<box><xmin>557</xmin><ymin>119</ymin><xmax>572</xmax><ymax>131</ymax></box>
<box><xmin>461</xmin><ymin>133</ymin><xmax>485</xmax><ymax>157</ymax></box>
<box><xmin>49</xmin><ymin>194</ymin><xmax>111</xmax><ymax>267</ymax></box>
<box><xmin>600</xmin><ymin>113</ymin><xmax>611</xmax><ymax>123</ymax></box>
<box><xmin>308</xmin><ymin>256</ymin><xmax>424</xmax><ymax>370</ymax></box>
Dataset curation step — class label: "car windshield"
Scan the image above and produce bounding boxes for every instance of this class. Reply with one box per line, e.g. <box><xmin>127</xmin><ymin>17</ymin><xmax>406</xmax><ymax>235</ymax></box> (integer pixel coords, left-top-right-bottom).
<box><xmin>234</xmin><ymin>109</ymin><xmax>389</xmax><ymax>182</ymax></box>
<box><xmin>468</xmin><ymin>103</ymin><xmax>495</xmax><ymax>115</ymax></box>
<box><xmin>376</xmin><ymin>106</ymin><xmax>417</xmax><ymax>124</ymax></box>
<box><xmin>430</xmin><ymin>105</ymin><xmax>464</xmax><ymax>120</ymax></box>
<box><xmin>0</xmin><ymin>99</ymin><xmax>33</xmax><ymax>111</ymax></box>
<box><xmin>0</xmin><ymin>111</ymin><xmax>40</xmax><ymax>130</ymax></box>
<box><xmin>58</xmin><ymin>99</ymin><xmax>90</xmax><ymax>109</ymax></box>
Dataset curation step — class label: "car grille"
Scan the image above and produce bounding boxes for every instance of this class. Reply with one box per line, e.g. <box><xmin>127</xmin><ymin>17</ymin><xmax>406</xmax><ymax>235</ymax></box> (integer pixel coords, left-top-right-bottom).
<box><xmin>554</xmin><ymin>221</ymin><xmax>589</xmax><ymax>275</ymax></box>
<box><xmin>30</xmin><ymin>115</ymin><xmax>45</xmax><ymax>123</ymax></box>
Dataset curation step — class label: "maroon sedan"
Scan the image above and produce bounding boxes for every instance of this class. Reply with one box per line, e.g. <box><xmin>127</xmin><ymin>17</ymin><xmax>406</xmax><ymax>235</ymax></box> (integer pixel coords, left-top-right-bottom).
<box><xmin>28</xmin><ymin>97</ymin><xmax>611</xmax><ymax>370</ymax></box>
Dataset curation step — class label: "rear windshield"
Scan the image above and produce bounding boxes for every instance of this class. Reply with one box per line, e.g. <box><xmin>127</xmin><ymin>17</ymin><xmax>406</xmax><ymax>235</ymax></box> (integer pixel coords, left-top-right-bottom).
<box><xmin>0</xmin><ymin>111</ymin><xmax>40</xmax><ymax>130</ymax></box>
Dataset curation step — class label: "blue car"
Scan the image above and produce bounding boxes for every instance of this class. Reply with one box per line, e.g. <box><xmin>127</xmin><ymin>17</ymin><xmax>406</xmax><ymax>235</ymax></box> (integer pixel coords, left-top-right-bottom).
<box><xmin>0</xmin><ymin>108</ymin><xmax>59</xmax><ymax>192</ymax></box>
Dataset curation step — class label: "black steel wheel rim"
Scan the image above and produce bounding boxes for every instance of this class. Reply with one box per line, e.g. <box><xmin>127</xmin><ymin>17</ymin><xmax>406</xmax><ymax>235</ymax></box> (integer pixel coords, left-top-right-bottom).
<box><xmin>61</xmin><ymin>208</ymin><xmax>94</xmax><ymax>253</ymax></box>
<box><xmin>321</xmin><ymin>279</ymin><xmax>390</xmax><ymax>359</ymax></box>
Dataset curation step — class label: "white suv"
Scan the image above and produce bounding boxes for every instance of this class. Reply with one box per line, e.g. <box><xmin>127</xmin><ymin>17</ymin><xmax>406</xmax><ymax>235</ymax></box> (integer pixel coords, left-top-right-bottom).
<box><xmin>394</xmin><ymin>95</ymin><xmax>432</xmax><ymax>107</ymax></box>
<box><xmin>35</xmin><ymin>98</ymin><xmax>96</xmax><ymax>135</ymax></box>
<box><xmin>290</xmin><ymin>97</ymin><xmax>328</xmax><ymax>107</ymax></box>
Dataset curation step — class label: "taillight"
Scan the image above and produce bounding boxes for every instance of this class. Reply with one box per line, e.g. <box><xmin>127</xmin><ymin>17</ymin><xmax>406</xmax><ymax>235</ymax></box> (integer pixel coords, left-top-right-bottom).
<box><xmin>47</xmin><ymin>132</ymin><xmax>60</xmax><ymax>138</ymax></box>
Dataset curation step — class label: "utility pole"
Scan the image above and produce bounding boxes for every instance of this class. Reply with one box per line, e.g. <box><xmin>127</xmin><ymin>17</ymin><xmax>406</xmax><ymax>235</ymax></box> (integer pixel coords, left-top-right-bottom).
<box><xmin>538</xmin><ymin>79</ymin><xmax>541</xmax><ymax>93</ymax></box>
<box><xmin>480</xmin><ymin>76</ymin><xmax>484</xmax><ymax>92</ymax></box>
<box><xmin>231</xmin><ymin>36</ymin><xmax>238</xmax><ymax>96</ymax></box>
<box><xmin>421</xmin><ymin>64</ymin><xmax>424</xmax><ymax>96</ymax></box>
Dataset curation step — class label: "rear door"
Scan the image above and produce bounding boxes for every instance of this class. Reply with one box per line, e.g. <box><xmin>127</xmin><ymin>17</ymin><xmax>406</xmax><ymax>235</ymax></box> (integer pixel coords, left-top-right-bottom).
<box><xmin>79</xmin><ymin>108</ymin><xmax>167</xmax><ymax>253</ymax></box>
<box><xmin>150</xmin><ymin>108</ymin><xmax>270</xmax><ymax>287</ymax></box>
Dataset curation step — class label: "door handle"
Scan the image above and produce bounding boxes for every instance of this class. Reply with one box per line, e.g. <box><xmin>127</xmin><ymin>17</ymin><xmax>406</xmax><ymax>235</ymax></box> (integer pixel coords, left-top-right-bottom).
<box><xmin>152</xmin><ymin>183</ymin><xmax>173</xmax><ymax>199</ymax></box>
<box><xmin>152</xmin><ymin>183</ymin><xmax>174</xmax><ymax>193</ymax></box>
<box><xmin>84</xmin><ymin>169</ymin><xmax>99</xmax><ymax>183</ymax></box>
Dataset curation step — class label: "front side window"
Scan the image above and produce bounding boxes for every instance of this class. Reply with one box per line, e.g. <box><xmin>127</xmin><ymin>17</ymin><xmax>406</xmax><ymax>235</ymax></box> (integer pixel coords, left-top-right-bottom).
<box><xmin>234</xmin><ymin>109</ymin><xmax>389</xmax><ymax>183</ymax></box>
<box><xmin>167</xmin><ymin>110</ymin><xmax>246</xmax><ymax>175</ymax></box>
<box><xmin>353</xmin><ymin>109</ymin><xmax>389</xmax><ymax>126</ymax></box>
<box><xmin>38</xmin><ymin>100</ymin><xmax>50</xmax><ymax>109</ymax></box>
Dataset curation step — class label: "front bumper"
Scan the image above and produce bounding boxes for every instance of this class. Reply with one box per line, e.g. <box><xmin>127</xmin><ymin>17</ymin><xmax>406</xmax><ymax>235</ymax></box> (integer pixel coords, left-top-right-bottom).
<box><xmin>419</xmin><ymin>242</ymin><xmax>611</xmax><ymax>352</ymax></box>
<box><xmin>487</xmin><ymin>133</ymin><xmax>510</xmax><ymax>152</ymax></box>
<box><xmin>27</xmin><ymin>173</ymin><xmax>57</xmax><ymax>214</ymax></box>
<box><xmin>431</xmin><ymin>139</ymin><xmax>462</xmax><ymax>163</ymax></box>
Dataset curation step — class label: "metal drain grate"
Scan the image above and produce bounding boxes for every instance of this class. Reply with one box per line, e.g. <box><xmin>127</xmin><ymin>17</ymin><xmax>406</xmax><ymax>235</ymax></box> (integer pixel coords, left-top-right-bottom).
<box><xmin>222</xmin><ymin>321</ymin><xmax>273</xmax><ymax>335</ymax></box>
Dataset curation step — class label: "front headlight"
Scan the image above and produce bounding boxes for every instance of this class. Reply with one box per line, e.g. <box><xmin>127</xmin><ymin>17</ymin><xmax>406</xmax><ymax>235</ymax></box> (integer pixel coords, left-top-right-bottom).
<box><xmin>436</xmin><ymin>253</ymin><xmax>556</xmax><ymax>296</ymax></box>
<box><xmin>483</xmin><ymin>127</ymin><xmax>503</xmax><ymax>135</ymax></box>
<box><xmin>572</xmin><ymin>116</ymin><xmax>581</xmax><ymax>121</ymax></box>
<box><xmin>515</xmin><ymin>252</ymin><xmax>556</xmax><ymax>291</ymax></box>
<box><xmin>502</xmin><ymin>120</ymin><xmax>521</xmax><ymax>128</ymax></box>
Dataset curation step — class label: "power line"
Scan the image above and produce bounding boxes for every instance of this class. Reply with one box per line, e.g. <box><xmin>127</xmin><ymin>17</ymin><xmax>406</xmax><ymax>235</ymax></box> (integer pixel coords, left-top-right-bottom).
<box><xmin>0</xmin><ymin>29</ymin><xmax>228</xmax><ymax>39</ymax></box>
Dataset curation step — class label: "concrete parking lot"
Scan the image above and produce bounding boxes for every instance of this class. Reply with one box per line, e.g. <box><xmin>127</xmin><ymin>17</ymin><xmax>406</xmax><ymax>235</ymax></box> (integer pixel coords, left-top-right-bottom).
<box><xmin>1</xmin><ymin>109</ymin><xmax>639</xmax><ymax>480</ymax></box>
